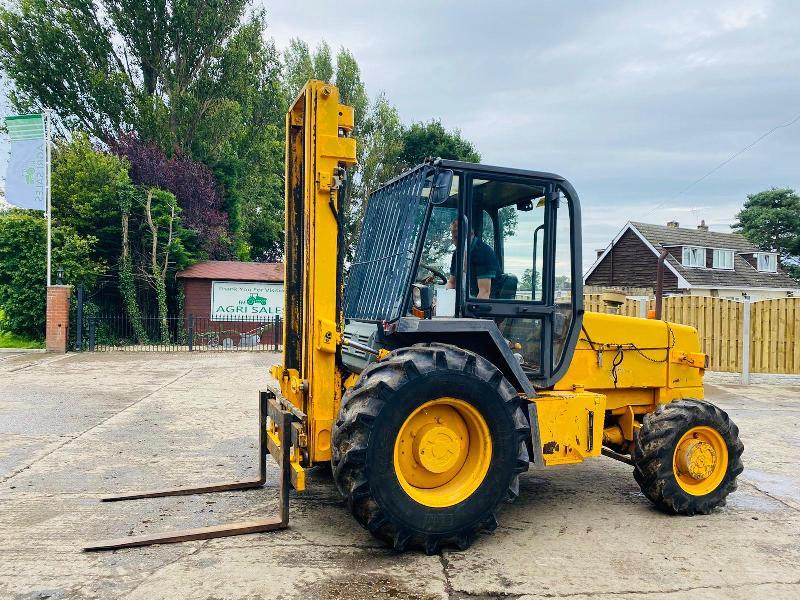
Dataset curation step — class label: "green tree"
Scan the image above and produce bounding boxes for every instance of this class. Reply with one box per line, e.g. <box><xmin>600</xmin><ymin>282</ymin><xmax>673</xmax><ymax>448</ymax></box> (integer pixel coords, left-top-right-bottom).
<box><xmin>142</xmin><ymin>188</ymin><xmax>187</xmax><ymax>341</ymax></box>
<box><xmin>391</xmin><ymin>121</ymin><xmax>515</xmax><ymax>266</ymax></box>
<box><xmin>0</xmin><ymin>0</ymin><xmax>249</xmax><ymax>143</ymax></box>
<box><xmin>734</xmin><ymin>188</ymin><xmax>800</xmax><ymax>280</ymax></box>
<box><xmin>282</xmin><ymin>39</ymin><xmax>372</xmax><ymax>260</ymax></box>
<box><xmin>186</xmin><ymin>14</ymin><xmax>286</xmax><ymax>260</ymax></box>
<box><xmin>51</xmin><ymin>133</ymin><xmax>131</xmax><ymax>269</ymax></box>
<box><xmin>0</xmin><ymin>210</ymin><xmax>103</xmax><ymax>338</ymax></box>
<box><xmin>282</xmin><ymin>38</ymin><xmax>317</xmax><ymax>99</ymax></box>
<box><xmin>345</xmin><ymin>94</ymin><xmax>405</xmax><ymax>260</ymax></box>
<box><xmin>334</xmin><ymin>48</ymin><xmax>368</xmax><ymax>132</ymax></box>
<box><xmin>399</xmin><ymin>120</ymin><xmax>480</xmax><ymax>168</ymax></box>
<box><xmin>118</xmin><ymin>184</ymin><xmax>147</xmax><ymax>343</ymax></box>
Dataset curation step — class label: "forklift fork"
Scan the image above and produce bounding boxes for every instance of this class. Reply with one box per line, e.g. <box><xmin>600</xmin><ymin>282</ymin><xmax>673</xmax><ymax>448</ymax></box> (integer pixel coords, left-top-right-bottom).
<box><xmin>84</xmin><ymin>391</ymin><xmax>292</xmax><ymax>551</ymax></box>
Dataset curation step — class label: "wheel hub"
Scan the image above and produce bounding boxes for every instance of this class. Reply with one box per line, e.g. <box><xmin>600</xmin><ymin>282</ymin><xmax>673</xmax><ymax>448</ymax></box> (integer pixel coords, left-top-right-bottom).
<box><xmin>393</xmin><ymin>397</ymin><xmax>492</xmax><ymax>507</ymax></box>
<box><xmin>676</xmin><ymin>438</ymin><xmax>716</xmax><ymax>480</ymax></box>
<box><xmin>672</xmin><ymin>425</ymin><xmax>729</xmax><ymax>496</ymax></box>
<box><xmin>414</xmin><ymin>423</ymin><xmax>462</xmax><ymax>474</ymax></box>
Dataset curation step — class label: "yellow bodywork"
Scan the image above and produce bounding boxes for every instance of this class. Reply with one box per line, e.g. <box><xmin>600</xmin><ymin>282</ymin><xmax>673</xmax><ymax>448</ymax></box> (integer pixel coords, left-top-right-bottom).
<box><xmin>534</xmin><ymin>389</ymin><xmax>605</xmax><ymax>466</ymax></box>
<box><xmin>270</xmin><ymin>81</ymin><xmax>356</xmax><ymax>478</ymax></box>
<box><xmin>532</xmin><ymin>311</ymin><xmax>707</xmax><ymax>465</ymax></box>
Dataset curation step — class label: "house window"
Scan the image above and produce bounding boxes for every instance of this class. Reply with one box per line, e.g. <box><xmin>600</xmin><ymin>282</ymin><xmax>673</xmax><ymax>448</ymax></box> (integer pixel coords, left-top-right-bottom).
<box><xmin>712</xmin><ymin>249</ymin><xmax>734</xmax><ymax>270</ymax></box>
<box><xmin>682</xmin><ymin>246</ymin><xmax>705</xmax><ymax>268</ymax></box>
<box><xmin>756</xmin><ymin>253</ymin><xmax>777</xmax><ymax>272</ymax></box>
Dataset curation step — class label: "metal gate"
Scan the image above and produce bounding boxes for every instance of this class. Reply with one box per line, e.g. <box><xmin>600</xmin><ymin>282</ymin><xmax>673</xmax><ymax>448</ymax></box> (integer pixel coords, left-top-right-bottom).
<box><xmin>73</xmin><ymin>285</ymin><xmax>282</xmax><ymax>352</ymax></box>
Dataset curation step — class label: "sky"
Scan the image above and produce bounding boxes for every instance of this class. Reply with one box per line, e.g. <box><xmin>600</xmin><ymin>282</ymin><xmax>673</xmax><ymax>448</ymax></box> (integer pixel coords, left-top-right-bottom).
<box><xmin>263</xmin><ymin>0</ymin><xmax>800</xmax><ymax>271</ymax></box>
<box><xmin>2</xmin><ymin>1</ymin><xmax>799</xmax><ymax>272</ymax></box>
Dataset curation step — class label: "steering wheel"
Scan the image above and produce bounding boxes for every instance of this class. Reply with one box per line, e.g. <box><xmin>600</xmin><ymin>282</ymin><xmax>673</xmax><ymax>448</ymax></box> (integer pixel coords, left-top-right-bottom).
<box><xmin>417</xmin><ymin>263</ymin><xmax>448</xmax><ymax>285</ymax></box>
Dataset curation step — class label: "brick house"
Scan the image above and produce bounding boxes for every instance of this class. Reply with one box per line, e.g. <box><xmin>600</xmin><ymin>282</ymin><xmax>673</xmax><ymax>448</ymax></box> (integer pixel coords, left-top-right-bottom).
<box><xmin>584</xmin><ymin>221</ymin><xmax>800</xmax><ymax>300</ymax></box>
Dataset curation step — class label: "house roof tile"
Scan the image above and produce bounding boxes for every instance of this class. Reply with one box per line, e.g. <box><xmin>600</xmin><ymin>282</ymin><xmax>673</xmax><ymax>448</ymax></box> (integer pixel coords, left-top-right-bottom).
<box><xmin>176</xmin><ymin>261</ymin><xmax>284</xmax><ymax>282</ymax></box>
<box><xmin>629</xmin><ymin>222</ymin><xmax>799</xmax><ymax>289</ymax></box>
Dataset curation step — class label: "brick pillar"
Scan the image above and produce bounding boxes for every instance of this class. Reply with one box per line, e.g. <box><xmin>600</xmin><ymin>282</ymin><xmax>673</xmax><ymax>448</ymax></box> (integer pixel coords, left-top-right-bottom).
<box><xmin>46</xmin><ymin>285</ymin><xmax>72</xmax><ymax>353</ymax></box>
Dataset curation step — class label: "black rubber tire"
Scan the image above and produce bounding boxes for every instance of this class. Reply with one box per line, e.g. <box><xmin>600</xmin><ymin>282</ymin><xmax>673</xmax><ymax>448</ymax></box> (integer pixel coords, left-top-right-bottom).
<box><xmin>633</xmin><ymin>399</ymin><xmax>744</xmax><ymax>515</ymax></box>
<box><xmin>331</xmin><ymin>343</ymin><xmax>530</xmax><ymax>554</ymax></box>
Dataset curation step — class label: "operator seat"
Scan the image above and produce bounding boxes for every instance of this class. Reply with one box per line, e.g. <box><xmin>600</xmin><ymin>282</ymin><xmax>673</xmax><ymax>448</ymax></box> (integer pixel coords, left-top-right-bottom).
<box><xmin>491</xmin><ymin>273</ymin><xmax>518</xmax><ymax>300</ymax></box>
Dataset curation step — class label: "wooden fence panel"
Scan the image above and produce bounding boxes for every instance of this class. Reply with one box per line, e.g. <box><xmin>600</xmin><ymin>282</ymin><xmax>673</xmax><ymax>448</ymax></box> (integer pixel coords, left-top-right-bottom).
<box><xmin>583</xmin><ymin>294</ymin><xmax>799</xmax><ymax>374</ymax></box>
<box><xmin>749</xmin><ymin>298</ymin><xmax>800</xmax><ymax>374</ymax></box>
<box><xmin>657</xmin><ymin>296</ymin><xmax>741</xmax><ymax>373</ymax></box>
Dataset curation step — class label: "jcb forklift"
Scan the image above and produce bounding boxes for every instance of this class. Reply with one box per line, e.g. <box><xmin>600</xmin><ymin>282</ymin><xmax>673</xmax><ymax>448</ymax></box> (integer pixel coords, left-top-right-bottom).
<box><xmin>88</xmin><ymin>81</ymin><xmax>743</xmax><ymax>554</ymax></box>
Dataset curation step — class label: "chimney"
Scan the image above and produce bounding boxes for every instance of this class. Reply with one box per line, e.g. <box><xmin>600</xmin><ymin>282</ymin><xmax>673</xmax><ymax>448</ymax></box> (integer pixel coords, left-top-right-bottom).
<box><xmin>697</xmin><ymin>219</ymin><xmax>709</xmax><ymax>231</ymax></box>
<box><xmin>595</xmin><ymin>249</ymin><xmax>605</xmax><ymax>259</ymax></box>
<box><xmin>667</xmin><ymin>220</ymin><xmax>679</xmax><ymax>229</ymax></box>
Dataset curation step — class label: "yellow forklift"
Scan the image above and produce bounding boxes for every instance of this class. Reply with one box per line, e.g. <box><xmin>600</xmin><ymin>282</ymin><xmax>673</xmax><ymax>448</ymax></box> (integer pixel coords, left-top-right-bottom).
<box><xmin>88</xmin><ymin>81</ymin><xmax>743</xmax><ymax>554</ymax></box>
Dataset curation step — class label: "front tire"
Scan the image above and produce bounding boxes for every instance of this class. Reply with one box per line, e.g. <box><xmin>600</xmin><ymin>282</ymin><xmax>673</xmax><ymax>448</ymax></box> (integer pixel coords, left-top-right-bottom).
<box><xmin>331</xmin><ymin>344</ymin><xmax>530</xmax><ymax>553</ymax></box>
<box><xmin>633</xmin><ymin>399</ymin><xmax>744</xmax><ymax>515</ymax></box>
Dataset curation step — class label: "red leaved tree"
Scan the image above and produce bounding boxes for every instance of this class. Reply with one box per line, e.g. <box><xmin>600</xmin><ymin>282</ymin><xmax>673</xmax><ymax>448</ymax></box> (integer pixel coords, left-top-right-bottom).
<box><xmin>110</xmin><ymin>135</ymin><xmax>231</xmax><ymax>259</ymax></box>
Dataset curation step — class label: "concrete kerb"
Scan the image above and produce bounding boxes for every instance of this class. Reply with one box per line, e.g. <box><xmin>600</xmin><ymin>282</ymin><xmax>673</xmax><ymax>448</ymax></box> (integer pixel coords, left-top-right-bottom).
<box><xmin>0</xmin><ymin>348</ymin><xmax>46</xmax><ymax>353</ymax></box>
<box><xmin>706</xmin><ymin>370</ymin><xmax>800</xmax><ymax>386</ymax></box>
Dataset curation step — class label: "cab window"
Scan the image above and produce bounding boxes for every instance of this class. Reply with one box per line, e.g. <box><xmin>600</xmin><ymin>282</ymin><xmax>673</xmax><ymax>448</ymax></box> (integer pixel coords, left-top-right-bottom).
<box><xmin>468</xmin><ymin>178</ymin><xmax>546</xmax><ymax>302</ymax></box>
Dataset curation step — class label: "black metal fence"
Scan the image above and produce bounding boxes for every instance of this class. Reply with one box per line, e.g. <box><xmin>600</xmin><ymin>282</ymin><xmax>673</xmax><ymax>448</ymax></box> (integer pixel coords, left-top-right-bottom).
<box><xmin>77</xmin><ymin>313</ymin><xmax>282</xmax><ymax>352</ymax></box>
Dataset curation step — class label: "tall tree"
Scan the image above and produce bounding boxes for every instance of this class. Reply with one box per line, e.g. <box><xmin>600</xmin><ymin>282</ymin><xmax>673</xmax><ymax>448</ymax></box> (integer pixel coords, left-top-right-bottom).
<box><xmin>0</xmin><ymin>1</ymin><xmax>286</xmax><ymax>259</ymax></box>
<box><xmin>282</xmin><ymin>38</ymin><xmax>316</xmax><ymax>99</ymax></box>
<box><xmin>51</xmin><ymin>134</ymin><xmax>131</xmax><ymax>270</ymax></box>
<box><xmin>282</xmin><ymin>40</ymin><xmax>372</xmax><ymax>259</ymax></box>
<box><xmin>345</xmin><ymin>94</ymin><xmax>405</xmax><ymax>259</ymax></box>
<box><xmin>399</xmin><ymin>120</ymin><xmax>481</xmax><ymax>167</ymax></box>
<box><xmin>734</xmin><ymin>187</ymin><xmax>800</xmax><ymax>280</ymax></box>
<box><xmin>334</xmin><ymin>48</ymin><xmax>368</xmax><ymax>132</ymax></box>
<box><xmin>0</xmin><ymin>0</ymin><xmax>248</xmax><ymax>143</ymax></box>
<box><xmin>118</xmin><ymin>184</ymin><xmax>147</xmax><ymax>343</ymax></box>
<box><xmin>109</xmin><ymin>135</ymin><xmax>226</xmax><ymax>259</ymax></box>
<box><xmin>143</xmin><ymin>188</ymin><xmax>184</xmax><ymax>341</ymax></box>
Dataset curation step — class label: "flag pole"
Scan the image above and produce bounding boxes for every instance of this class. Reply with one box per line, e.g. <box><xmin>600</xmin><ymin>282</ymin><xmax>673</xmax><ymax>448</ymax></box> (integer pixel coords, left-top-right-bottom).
<box><xmin>45</xmin><ymin>110</ymin><xmax>52</xmax><ymax>287</ymax></box>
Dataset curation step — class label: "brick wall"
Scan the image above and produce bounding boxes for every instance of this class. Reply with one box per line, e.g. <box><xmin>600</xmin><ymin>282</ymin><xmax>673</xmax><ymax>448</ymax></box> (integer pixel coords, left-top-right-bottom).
<box><xmin>46</xmin><ymin>285</ymin><xmax>71</xmax><ymax>353</ymax></box>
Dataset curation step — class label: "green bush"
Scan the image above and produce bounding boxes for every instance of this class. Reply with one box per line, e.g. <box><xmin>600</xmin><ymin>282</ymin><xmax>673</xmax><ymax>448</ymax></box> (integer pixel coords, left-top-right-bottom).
<box><xmin>0</xmin><ymin>210</ymin><xmax>104</xmax><ymax>339</ymax></box>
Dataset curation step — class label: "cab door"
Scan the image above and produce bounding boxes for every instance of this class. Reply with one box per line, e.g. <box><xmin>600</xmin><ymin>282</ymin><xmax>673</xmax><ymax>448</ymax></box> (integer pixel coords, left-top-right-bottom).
<box><xmin>460</xmin><ymin>171</ymin><xmax>582</xmax><ymax>387</ymax></box>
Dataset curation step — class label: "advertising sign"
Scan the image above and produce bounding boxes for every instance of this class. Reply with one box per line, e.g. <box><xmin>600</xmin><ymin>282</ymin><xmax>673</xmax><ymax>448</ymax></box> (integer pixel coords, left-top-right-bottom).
<box><xmin>211</xmin><ymin>281</ymin><xmax>284</xmax><ymax>321</ymax></box>
<box><xmin>5</xmin><ymin>114</ymin><xmax>46</xmax><ymax>211</ymax></box>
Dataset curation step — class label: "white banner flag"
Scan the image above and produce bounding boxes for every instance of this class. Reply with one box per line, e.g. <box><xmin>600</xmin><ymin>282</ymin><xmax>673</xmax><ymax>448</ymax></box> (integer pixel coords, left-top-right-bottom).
<box><xmin>5</xmin><ymin>114</ymin><xmax>46</xmax><ymax>211</ymax></box>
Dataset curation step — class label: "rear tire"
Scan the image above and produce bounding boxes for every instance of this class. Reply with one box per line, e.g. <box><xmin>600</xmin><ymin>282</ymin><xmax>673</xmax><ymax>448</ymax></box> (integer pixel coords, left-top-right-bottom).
<box><xmin>331</xmin><ymin>343</ymin><xmax>530</xmax><ymax>553</ymax></box>
<box><xmin>633</xmin><ymin>399</ymin><xmax>743</xmax><ymax>515</ymax></box>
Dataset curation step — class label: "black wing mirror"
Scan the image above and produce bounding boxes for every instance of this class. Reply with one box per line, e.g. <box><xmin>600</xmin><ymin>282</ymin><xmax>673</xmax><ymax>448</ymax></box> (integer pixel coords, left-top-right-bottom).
<box><xmin>430</xmin><ymin>169</ymin><xmax>454</xmax><ymax>205</ymax></box>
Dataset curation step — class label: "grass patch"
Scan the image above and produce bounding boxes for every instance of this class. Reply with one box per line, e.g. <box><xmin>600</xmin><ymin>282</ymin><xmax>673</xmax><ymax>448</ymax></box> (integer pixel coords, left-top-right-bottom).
<box><xmin>0</xmin><ymin>308</ymin><xmax>45</xmax><ymax>349</ymax></box>
<box><xmin>0</xmin><ymin>330</ymin><xmax>45</xmax><ymax>349</ymax></box>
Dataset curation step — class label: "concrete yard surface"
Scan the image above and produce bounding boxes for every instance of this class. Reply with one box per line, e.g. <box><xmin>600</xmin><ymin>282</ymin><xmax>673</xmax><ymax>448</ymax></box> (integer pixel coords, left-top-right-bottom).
<box><xmin>1</xmin><ymin>351</ymin><xmax>799</xmax><ymax>599</ymax></box>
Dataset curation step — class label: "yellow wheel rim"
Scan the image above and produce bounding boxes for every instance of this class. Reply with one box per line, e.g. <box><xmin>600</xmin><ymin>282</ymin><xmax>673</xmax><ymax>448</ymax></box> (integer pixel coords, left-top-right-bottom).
<box><xmin>393</xmin><ymin>398</ymin><xmax>492</xmax><ymax>508</ymax></box>
<box><xmin>672</xmin><ymin>426</ymin><xmax>728</xmax><ymax>496</ymax></box>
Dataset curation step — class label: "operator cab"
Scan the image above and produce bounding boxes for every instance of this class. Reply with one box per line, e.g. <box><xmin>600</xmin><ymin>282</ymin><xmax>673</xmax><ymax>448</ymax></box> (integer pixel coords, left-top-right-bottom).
<box><xmin>344</xmin><ymin>159</ymin><xmax>583</xmax><ymax>389</ymax></box>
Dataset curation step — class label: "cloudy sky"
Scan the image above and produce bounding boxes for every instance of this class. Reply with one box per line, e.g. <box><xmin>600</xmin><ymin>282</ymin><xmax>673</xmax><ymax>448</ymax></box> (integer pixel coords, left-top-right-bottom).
<box><xmin>2</xmin><ymin>1</ymin><xmax>798</xmax><ymax>272</ymax></box>
<box><xmin>265</xmin><ymin>0</ymin><xmax>800</xmax><ymax>271</ymax></box>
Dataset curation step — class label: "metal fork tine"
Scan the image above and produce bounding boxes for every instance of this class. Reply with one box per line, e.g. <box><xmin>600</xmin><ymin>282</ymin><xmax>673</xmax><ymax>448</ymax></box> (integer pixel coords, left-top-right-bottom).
<box><xmin>100</xmin><ymin>479</ymin><xmax>265</xmax><ymax>502</ymax></box>
<box><xmin>84</xmin><ymin>392</ymin><xmax>291</xmax><ymax>551</ymax></box>
<box><xmin>83</xmin><ymin>517</ymin><xmax>286</xmax><ymax>551</ymax></box>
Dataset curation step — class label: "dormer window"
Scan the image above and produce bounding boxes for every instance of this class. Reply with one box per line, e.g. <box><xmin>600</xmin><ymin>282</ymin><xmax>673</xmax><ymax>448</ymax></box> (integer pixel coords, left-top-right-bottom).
<box><xmin>682</xmin><ymin>246</ymin><xmax>705</xmax><ymax>268</ymax></box>
<box><xmin>756</xmin><ymin>252</ymin><xmax>778</xmax><ymax>272</ymax></box>
<box><xmin>712</xmin><ymin>249</ymin><xmax>734</xmax><ymax>270</ymax></box>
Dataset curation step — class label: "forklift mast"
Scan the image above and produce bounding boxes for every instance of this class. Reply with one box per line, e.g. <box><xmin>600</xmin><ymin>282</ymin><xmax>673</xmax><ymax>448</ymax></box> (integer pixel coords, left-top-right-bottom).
<box><xmin>270</xmin><ymin>81</ymin><xmax>357</xmax><ymax>464</ymax></box>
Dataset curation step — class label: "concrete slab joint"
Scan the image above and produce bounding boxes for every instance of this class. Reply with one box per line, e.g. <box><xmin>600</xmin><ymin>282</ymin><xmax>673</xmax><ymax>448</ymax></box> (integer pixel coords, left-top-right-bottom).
<box><xmin>46</xmin><ymin>285</ymin><xmax>72</xmax><ymax>353</ymax></box>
